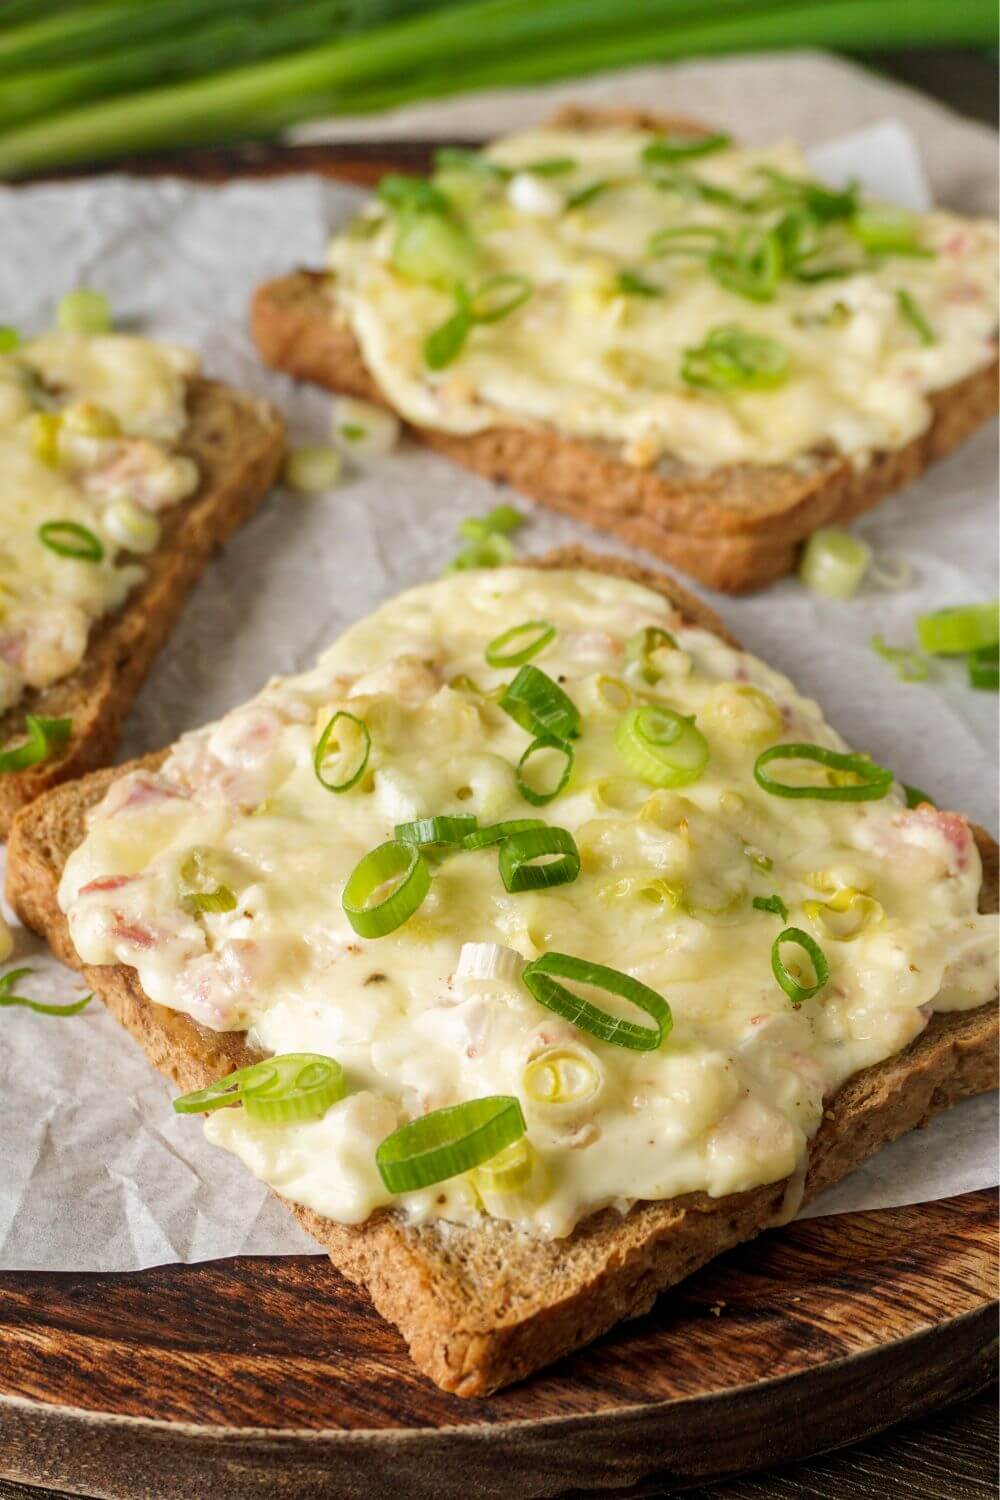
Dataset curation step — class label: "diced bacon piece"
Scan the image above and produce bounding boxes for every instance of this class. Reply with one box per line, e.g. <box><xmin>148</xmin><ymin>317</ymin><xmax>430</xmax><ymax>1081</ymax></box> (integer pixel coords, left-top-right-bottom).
<box><xmin>79</xmin><ymin>874</ymin><xmax>137</xmax><ymax>896</ymax></box>
<box><xmin>109</xmin><ymin>914</ymin><xmax>160</xmax><ymax>951</ymax></box>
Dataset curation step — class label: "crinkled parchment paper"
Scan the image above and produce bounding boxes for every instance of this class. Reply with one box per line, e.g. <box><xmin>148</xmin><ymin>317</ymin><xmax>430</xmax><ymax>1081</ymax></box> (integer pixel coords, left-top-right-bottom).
<box><xmin>0</xmin><ymin>116</ymin><xmax>995</xmax><ymax>1271</ymax></box>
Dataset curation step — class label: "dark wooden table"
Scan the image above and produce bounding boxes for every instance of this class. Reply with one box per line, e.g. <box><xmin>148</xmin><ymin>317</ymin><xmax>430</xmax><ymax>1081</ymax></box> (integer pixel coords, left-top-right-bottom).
<box><xmin>3</xmin><ymin>44</ymin><xmax>996</xmax><ymax>1500</ymax></box>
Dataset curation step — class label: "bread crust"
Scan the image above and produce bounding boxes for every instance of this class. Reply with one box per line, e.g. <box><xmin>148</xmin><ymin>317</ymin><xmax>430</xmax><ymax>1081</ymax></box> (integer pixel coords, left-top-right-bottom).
<box><xmin>6</xmin><ymin>547</ymin><xmax>998</xmax><ymax>1398</ymax></box>
<box><xmin>0</xmin><ymin>379</ymin><xmax>285</xmax><ymax>835</ymax></box>
<box><xmin>248</xmin><ymin>105</ymin><xmax>999</xmax><ymax>593</ymax></box>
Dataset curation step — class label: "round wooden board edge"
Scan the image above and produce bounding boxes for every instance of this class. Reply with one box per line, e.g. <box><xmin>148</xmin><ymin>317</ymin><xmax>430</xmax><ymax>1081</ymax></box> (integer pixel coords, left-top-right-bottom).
<box><xmin>3</xmin><ymin>1302</ymin><xmax>996</xmax><ymax>1500</ymax></box>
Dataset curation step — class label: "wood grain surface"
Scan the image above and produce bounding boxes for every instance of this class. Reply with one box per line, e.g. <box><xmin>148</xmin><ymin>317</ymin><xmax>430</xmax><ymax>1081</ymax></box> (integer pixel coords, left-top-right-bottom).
<box><xmin>5</xmin><ymin>85</ymin><xmax>998</xmax><ymax>1498</ymax></box>
<box><xmin>0</xmin><ymin>1190</ymin><xmax>995</xmax><ymax>1497</ymax></box>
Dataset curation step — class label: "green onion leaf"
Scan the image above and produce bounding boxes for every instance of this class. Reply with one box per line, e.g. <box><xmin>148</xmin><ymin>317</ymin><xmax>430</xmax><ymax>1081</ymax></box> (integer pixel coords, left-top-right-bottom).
<box><xmin>615</xmin><ymin>706</ymin><xmax>709</xmax><ymax>789</ymax></box>
<box><xmin>342</xmin><ymin>840</ymin><xmax>430</xmax><ymax>938</ymax></box>
<box><xmin>850</xmin><ymin>205</ymin><xmax>930</xmax><ymax>257</ymax></box>
<box><xmin>433</xmin><ymin>147</ymin><xmax>508</xmax><ymax>180</ymax></box>
<box><xmin>314</xmin><ymin>710</ymin><xmax>371</xmax><ymax>794</ymax></box>
<box><xmin>708</xmin><ymin>228</ymin><xmax>783</xmax><ymax>302</ymax></box>
<box><xmin>798</xmin><ymin>527</ymin><xmax>872</xmax><ymax>599</ymax></box>
<box><xmin>378</xmin><ymin>173</ymin><xmax>450</xmax><ymax>215</ymax></box>
<box><xmin>181</xmin><ymin>885</ymin><xmax>237</xmax><ymax>916</ymax></box>
<box><xmin>750</xmin><ymin>168</ymin><xmax>858</xmax><ymax>223</ymax></box>
<box><xmin>648</xmin><ymin>224</ymin><xmax>727</xmax><ymax>259</ymax></box>
<box><xmin>498</xmin><ymin>824</ymin><xmax>580</xmax><ymax>891</ymax></box>
<box><xmin>771</xmin><ymin>927</ymin><xmax>829</xmax><ymax>1006</ymax></box>
<box><xmin>516</xmin><ymin>736</ymin><xmax>574</xmax><ymax>806</ymax></box>
<box><xmin>499</xmin><ymin>663</ymin><xmax>580</xmax><ymax>743</ymax></box>
<box><xmin>173</xmin><ymin>1053</ymin><xmax>345</xmax><ymax>1124</ymax></box>
<box><xmin>615</xmin><ymin>270</ymin><xmax>660</xmax><ymax>298</ymax></box>
<box><xmin>376</xmin><ymin>1094</ymin><xmax>525</xmax><ymax>1193</ymax></box>
<box><xmin>0</xmin><ymin>966</ymin><xmax>91</xmax><ymax>1017</ymax></box>
<box><xmin>682</xmin><ymin>324</ymin><xmax>789</xmax><ymax>393</ymax></box>
<box><xmin>462</xmin><ymin>818</ymin><xmax>545</xmax><ymax>850</ymax></box>
<box><xmin>870</xmin><ymin>633</ymin><xmax>929</xmax><ymax>682</ymax></box>
<box><xmin>443</xmin><ymin>532</ymin><xmax>516</xmax><ymax>573</ymax></box>
<box><xmin>468</xmin><ymin>272</ymin><xmax>533</xmax><ymax>323</ymax></box>
<box><xmin>968</xmin><ymin>643</ymin><xmax>999</xmax><ymax>691</ymax></box>
<box><xmin>524</xmin><ymin>156</ymin><xmax>576</xmax><ymax>176</ymax></box>
<box><xmin>38</xmin><ymin>519</ymin><xmax>104</xmax><ymax>562</ymax></box>
<box><xmin>752</xmin><ymin>894</ymin><xmax>789</xmax><ymax>921</ymax></box>
<box><xmin>425</xmin><ymin>274</ymin><xmax>532</xmax><ymax>370</ymax></box>
<box><xmin>522</xmin><ymin>952</ymin><xmax>671</xmax><ymax>1052</ymax></box>
<box><xmin>896</xmin><ymin>288</ymin><xmax>934</xmax><ymax>346</ymax></box>
<box><xmin>642</xmin><ymin>132</ymin><xmax>730</xmax><ymax>166</ymax></box>
<box><xmin>625</xmin><ymin>625</ymin><xmax>677</xmax><ymax>684</ymax></box>
<box><xmin>567</xmin><ymin>179</ymin><xmax>611</xmax><ymax>209</ymax></box>
<box><xmin>394</xmin><ymin>814</ymin><xmax>478</xmax><ymax>847</ymax></box>
<box><xmin>486</xmin><ymin>619</ymin><xmax>555</xmax><ymax>668</ymax></box>
<box><xmin>392</xmin><ymin>210</ymin><xmax>479</xmax><ymax>287</ymax></box>
<box><xmin>56</xmin><ymin>287</ymin><xmax>110</xmax><ymax>333</ymax></box>
<box><xmin>903</xmin><ymin>783</ymin><xmax>935</xmax><ymax>808</ymax></box>
<box><xmin>0</xmin><ymin>326</ymin><xmax>19</xmax><ymax>352</ymax></box>
<box><xmin>754</xmin><ymin>743</ymin><xmax>894</xmax><ymax>802</ymax></box>
<box><xmin>916</xmin><ymin>602</ymin><xmax>999</xmax><ymax>655</ymax></box>
<box><xmin>458</xmin><ymin>503</ymin><xmax>523</xmax><ymax>540</ymax></box>
<box><xmin>0</xmin><ymin>713</ymin><xmax>71</xmax><ymax>774</ymax></box>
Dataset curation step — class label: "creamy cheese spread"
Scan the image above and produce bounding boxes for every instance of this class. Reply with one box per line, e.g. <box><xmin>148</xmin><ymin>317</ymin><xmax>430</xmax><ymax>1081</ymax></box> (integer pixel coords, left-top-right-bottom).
<box><xmin>0</xmin><ymin>332</ymin><xmax>200</xmax><ymax>717</ymax></box>
<box><xmin>59</xmin><ymin>568</ymin><xmax>998</xmax><ymax>1239</ymax></box>
<box><xmin>328</xmin><ymin>127</ymin><xmax>998</xmax><ymax>469</ymax></box>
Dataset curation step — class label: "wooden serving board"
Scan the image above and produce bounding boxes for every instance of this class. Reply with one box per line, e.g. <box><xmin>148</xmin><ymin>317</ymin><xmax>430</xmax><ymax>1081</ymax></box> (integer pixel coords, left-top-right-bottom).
<box><xmin>0</xmin><ymin>1190</ymin><xmax>995</xmax><ymax>1498</ymax></box>
<box><xmin>3</xmin><ymin>142</ymin><xmax>997</xmax><ymax>1499</ymax></box>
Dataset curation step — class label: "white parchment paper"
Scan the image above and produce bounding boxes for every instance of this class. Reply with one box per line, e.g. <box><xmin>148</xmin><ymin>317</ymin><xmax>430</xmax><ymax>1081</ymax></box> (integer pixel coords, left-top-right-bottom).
<box><xmin>0</xmin><ymin>118</ymin><xmax>996</xmax><ymax>1271</ymax></box>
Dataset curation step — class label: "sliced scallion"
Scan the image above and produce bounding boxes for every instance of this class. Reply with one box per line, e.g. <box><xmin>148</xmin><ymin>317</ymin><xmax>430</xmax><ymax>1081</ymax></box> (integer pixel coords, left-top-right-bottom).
<box><xmin>896</xmin><ymin>288</ymin><xmax>934</xmax><ymax>346</ymax></box>
<box><xmin>916</xmin><ymin>602</ymin><xmax>999</xmax><ymax>655</ymax></box>
<box><xmin>0</xmin><ymin>966</ymin><xmax>91</xmax><ymax>1017</ymax></box>
<box><xmin>0</xmin><ymin>713</ymin><xmax>71</xmax><ymax>774</ymax></box>
<box><xmin>458</xmin><ymin>503</ymin><xmax>523</xmax><ymax>540</ymax></box>
<box><xmin>376</xmin><ymin>1094</ymin><xmax>525</xmax><ymax>1193</ymax></box>
<box><xmin>642</xmin><ymin>132</ymin><xmax>730</xmax><ymax>166</ymax></box>
<box><xmin>56</xmin><ymin>287</ymin><xmax>110</xmax><ymax>333</ymax></box>
<box><xmin>499</xmin><ymin>664</ymin><xmax>580</xmax><ymax>743</ymax></box>
<box><xmin>969</xmin><ymin>643</ymin><xmax>999</xmax><ymax>691</ymax></box>
<box><xmin>798</xmin><ymin>527</ymin><xmax>871</xmax><ymax>599</ymax></box>
<box><xmin>342</xmin><ymin>839</ymin><xmax>430</xmax><ymax>938</ymax></box>
<box><xmin>394</xmin><ymin>814</ymin><xmax>478</xmax><ymax>847</ymax></box>
<box><xmin>870</xmin><ymin>633</ymin><xmax>929</xmax><ymax>682</ymax></box>
<box><xmin>682</xmin><ymin>324</ymin><xmax>789</xmax><ymax>392</ymax></box>
<box><xmin>753</xmin><ymin>894</ymin><xmax>788</xmax><ymax>920</ymax></box>
<box><xmin>625</xmin><ymin>625</ymin><xmax>677</xmax><ymax>684</ymax></box>
<box><xmin>314</xmin><ymin>710</ymin><xmax>371</xmax><ymax>794</ymax></box>
<box><xmin>517</xmin><ymin>736</ymin><xmax>573</xmax><ymax>806</ymax></box>
<box><xmin>522</xmin><ymin>952</ymin><xmax>671</xmax><ymax>1052</ymax></box>
<box><xmin>173</xmin><ymin>1053</ymin><xmax>345</xmax><ymax>1124</ymax></box>
<box><xmin>903</xmin><ymin>783</ymin><xmax>934</xmax><ymax>808</ymax></box>
<box><xmin>850</xmin><ymin>205</ymin><xmax>930</xmax><ymax>258</ymax></box>
<box><xmin>615</xmin><ymin>705</ymin><xmax>708</xmax><ymax>789</ymax></box>
<box><xmin>754</xmin><ymin>743</ymin><xmax>893</xmax><ymax>802</ymax></box>
<box><xmin>708</xmin><ymin>227</ymin><xmax>783</xmax><ymax>302</ymax></box>
<box><xmin>486</xmin><ymin>619</ymin><xmax>555</xmax><ymax>668</ymax></box>
<box><xmin>498</xmin><ymin>824</ymin><xmax>580</xmax><ymax>891</ymax></box>
<box><xmin>462</xmin><ymin>818</ymin><xmax>545</xmax><ymax>850</ymax></box>
<box><xmin>181</xmin><ymin>885</ymin><xmax>237</xmax><ymax>916</ymax></box>
<box><xmin>615</xmin><ymin>269</ymin><xmax>660</xmax><ymax>298</ymax></box>
<box><xmin>771</xmin><ymin>927</ymin><xmax>829</xmax><ymax>1006</ymax></box>
<box><xmin>0</xmin><ymin>326</ymin><xmax>19</xmax><ymax>352</ymax></box>
<box><xmin>38</xmin><ymin>519</ymin><xmax>104</xmax><ymax>562</ymax></box>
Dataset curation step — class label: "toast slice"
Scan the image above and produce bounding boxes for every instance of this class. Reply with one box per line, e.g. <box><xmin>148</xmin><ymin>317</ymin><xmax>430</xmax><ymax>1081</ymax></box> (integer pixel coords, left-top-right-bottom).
<box><xmin>7</xmin><ymin>545</ymin><xmax>998</xmax><ymax>1398</ymax></box>
<box><xmin>250</xmin><ymin>108</ymin><xmax>999</xmax><ymax>594</ymax></box>
<box><xmin>0</xmin><ymin>378</ymin><xmax>285</xmax><ymax>835</ymax></box>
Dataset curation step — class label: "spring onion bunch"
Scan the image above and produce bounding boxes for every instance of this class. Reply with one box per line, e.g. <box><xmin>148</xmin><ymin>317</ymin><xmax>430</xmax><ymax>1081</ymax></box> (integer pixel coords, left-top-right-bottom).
<box><xmin>0</xmin><ymin>0</ymin><xmax>994</xmax><ymax>176</ymax></box>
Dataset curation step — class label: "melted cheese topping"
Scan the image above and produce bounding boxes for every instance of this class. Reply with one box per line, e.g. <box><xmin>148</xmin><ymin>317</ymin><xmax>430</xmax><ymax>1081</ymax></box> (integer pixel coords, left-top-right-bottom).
<box><xmin>59</xmin><ymin>569</ymin><xmax>998</xmax><ymax>1239</ymax></box>
<box><xmin>329</xmin><ymin>128</ymin><xmax>998</xmax><ymax>469</ymax></box>
<box><xmin>0</xmin><ymin>333</ymin><xmax>200</xmax><ymax>716</ymax></box>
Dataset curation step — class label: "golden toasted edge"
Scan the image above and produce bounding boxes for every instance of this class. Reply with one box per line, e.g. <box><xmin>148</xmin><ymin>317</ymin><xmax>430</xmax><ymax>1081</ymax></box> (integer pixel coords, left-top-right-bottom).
<box><xmin>5</xmin><ymin>548</ymin><xmax>998</xmax><ymax>1397</ymax></box>
<box><xmin>0</xmin><ymin>378</ymin><xmax>286</xmax><ymax>835</ymax></box>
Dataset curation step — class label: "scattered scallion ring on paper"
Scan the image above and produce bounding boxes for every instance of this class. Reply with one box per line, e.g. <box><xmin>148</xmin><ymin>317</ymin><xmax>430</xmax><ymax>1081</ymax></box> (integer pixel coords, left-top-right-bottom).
<box><xmin>38</xmin><ymin>520</ymin><xmax>104</xmax><ymax>562</ymax></box>
<box><xmin>0</xmin><ymin>714</ymin><xmax>71</xmax><ymax>775</ymax></box>
<box><xmin>771</xmin><ymin>928</ymin><xmax>829</xmax><ymax>1007</ymax></box>
<box><xmin>485</xmin><ymin>619</ymin><xmax>555</xmax><ymax>668</ymax></box>
<box><xmin>870</xmin><ymin>633</ymin><xmax>929</xmax><ymax>683</ymax></box>
<box><xmin>522</xmin><ymin>952</ymin><xmax>672</xmax><ymax>1052</ymax></box>
<box><xmin>968</xmin><ymin>644</ymin><xmax>999</xmax><ymax>692</ymax></box>
<box><xmin>376</xmin><ymin>1095</ymin><xmax>526</xmax><ymax>1193</ymax></box>
<box><xmin>314</xmin><ymin>710</ymin><xmax>371</xmax><ymax>794</ymax></box>
<box><xmin>754</xmin><ymin>743</ymin><xmax>893</xmax><ymax>802</ymax></box>
<box><xmin>173</xmin><ymin>1053</ymin><xmax>345</xmax><ymax>1124</ymax></box>
<box><xmin>916</xmin><ymin>602</ymin><xmax>999</xmax><ymax>656</ymax></box>
<box><xmin>798</xmin><ymin>528</ymin><xmax>871</xmax><ymax>599</ymax></box>
<box><xmin>498</xmin><ymin>825</ymin><xmax>580</xmax><ymax>892</ymax></box>
<box><xmin>342</xmin><ymin>840</ymin><xmax>431</xmax><ymax>938</ymax></box>
<box><xmin>0</xmin><ymin>967</ymin><xmax>92</xmax><ymax>1017</ymax></box>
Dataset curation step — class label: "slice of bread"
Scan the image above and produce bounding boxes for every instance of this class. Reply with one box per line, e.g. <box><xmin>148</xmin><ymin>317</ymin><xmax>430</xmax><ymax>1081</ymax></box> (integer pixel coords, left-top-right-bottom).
<box><xmin>0</xmin><ymin>378</ymin><xmax>285</xmax><ymax>835</ymax></box>
<box><xmin>6</xmin><ymin>545</ymin><xmax>998</xmax><ymax>1398</ymax></box>
<box><xmin>249</xmin><ymin>108</ymin><xmax>999</xmax><ymax>593</ymax></box>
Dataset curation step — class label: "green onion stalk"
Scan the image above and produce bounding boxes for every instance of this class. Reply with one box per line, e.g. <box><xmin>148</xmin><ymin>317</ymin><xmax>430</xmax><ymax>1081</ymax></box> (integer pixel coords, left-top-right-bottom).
<box><xmin>0</xmin><ymin>0</ymin><xmax>995</xmax><ymax>176</ymax></box>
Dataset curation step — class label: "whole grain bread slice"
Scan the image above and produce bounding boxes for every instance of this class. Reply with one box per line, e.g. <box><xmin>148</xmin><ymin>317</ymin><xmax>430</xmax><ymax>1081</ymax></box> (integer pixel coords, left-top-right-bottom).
<box><xmin>6</xmin><ymin>545</ymin><xmax>998</xmax><ymax>1397</ymax></box>
<box><xmin>249</xmin><ymin>108</ymin><xmax>999</xmax><ymax>593</ymax></box>
<box><xmin>0</xmin><ymin>378</ymin><xmax>285</xmax><ymax>835</ymax></box>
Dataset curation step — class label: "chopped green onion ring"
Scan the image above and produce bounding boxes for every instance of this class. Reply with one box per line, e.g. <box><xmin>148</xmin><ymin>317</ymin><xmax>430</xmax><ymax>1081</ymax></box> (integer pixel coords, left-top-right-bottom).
<box><xmin>433</xmin><ymin>146</ymin><xmax>508</xmax><ymax>180</ymax></box>
<box><xmin>182</xmin><ymin>885</ymin><xmax>237</xmax><ymax>916</ymax></box>
<box><xmin>173</xmin><ymin>1052</ymin><xmax>345</xmax><ymax>1124</ymax></box>
<box><xmin>616</xmin><ymin>270</ymin><xmax>660</xmax><ymax>298</ymax></box>
<box><xmin>754</xmin><ymin>743</ymin><xmax>894</xmax><ymax>802</ymax></box>
<box><xmin>567</xmin><ymin>179</ymin><xmax>612</xmax><ymax>209</ymax></box>
<box><xmin>903</xmin><ymin>783</ymin><xmax>935</xmax><ymax>809</ymax></box>
<box><xmin>771</xmin><ymin>927</ymin><xmax>829</xmax><ymax>1007</ymax></box>
<box><xmin>969</xmin><ymin>644</ymin><xmax>999</xmax><ymax>691</ymax></box>
<box><xmin>342</xmin><ymin>840</ymin><xmax>430</xmax><ymax>938</ymax></box>
<box><xmin>462</xmin><ymin>818</ymin><xmax>545</xmax><ymax>850</ymax></box>
<box><xmin>799</xmin><ymin>528</ymin><xmax>872</xmax><ymax>600</ymax></box>
<box><xmin>649</xmin><ymin>224</ymin><xmax>727</xmax><ymax>258</ymax></box>
<box><xmin>469</xmin><ymin>273</ymin><xmax>533</xmax><ymax>324</ymax></box>
<box><xmin>376</xmin><ymin>1094</ymin><xmax>525</xmax><ymax>1193</ymax></box>
<box><xmin>499</xmin><ymin>824</ymin><xmax>580</xmax><ymax>891</ymax></box>
<box><xmin>458</xmin><ymin>503</ymin><xmax>523</xmax><ymax>540</ymax></box>
<box><xmin>615</xmin><ymin>706</ymin><xmax>709</xmax><ymax>789</ymax></box>
<box><xmin>444</xmin><ymin>532</ymin><xmax>515</xmax><ymax>573</ymax></box>
<box><xmin>500</xmin><ymin>664</ymin><xmax>580</xmax><ymax>743</ymax></box>
<box><xmin>517</xmin><ymin>736</ymin><xmax>574</xmax><ymax>807</ymax></box>
<box><xmin>642</xmin><ymin>132</ymin><xmax>731</xmax><ymax>166</ymax></box>
<box><xmin>0</xmin><ymin>966</ymin><xmax>92</xmax><ymax>1017</ymax></box>
<box><xmin>524</xmin><ymin>156</ymin><xmax>576</xmax><ymax>176</ymax></box>
<box><xmin>522</xmin><ymin>952</ymin><xmax>671</xmax><ymax>1052</ymax></box>
<box><xmin>682</xmin><ymin>324</ymin><xmax>789</xmax><ymax>392</ymax></box>
<box><xmin>916</xmin><ymin>602</ymin><xmax>999</xmax><ymax>656</ymax></box>
<box><xmin>314</xmin><ymin>710</ymin><xmax>371</xmax><ymax>794</ymax></box>
<box><xmin>870</xmin><ymin>633</ymin><xmax>929</xmax><ymax>683</ymax></box>
<box><xmin>38</xmin><ymin>520</ymin><xmax>104</xmax><ymax>562</ymax></box>
<box><xmin>486</xmin><ymin>619</ymin><xmax>556</xmax><ymax>668</ymax></box>
<box><xmin>625</xmin><ymin>625</ymin><xmax>677</xmax><ymax>684</ymax></box>
<box><xmin>896</xmin><ymin>288</ymin><xmax>934</xmax><ymax>346</ymax></box>
<box><xmin>378</xmin><ymin>173</ymin><xmax>450</xmax><ymax>215</ymax></box>
<box><xmin>0</xmin><ymin>326</ymin><xmax>20</xmax><ymax>353</ymax></box>
<box><xmin>0</xmin><ymin>714</ymin><xmax>71</xmax><ymax>775</ymax></box>
<box><xmin>753</xmin><ymin>894</ymin><xmax>789</xmax><ymax>921</ymax></box>
<box><xmin>708</xmin><ymin>228</ymin><xmax>783</xmax><ymax>302</ymax></box>
<box><xmin>394</xmin><ymin>814</ymin><xmax>478</xmax><ymax>847</ymax></box>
